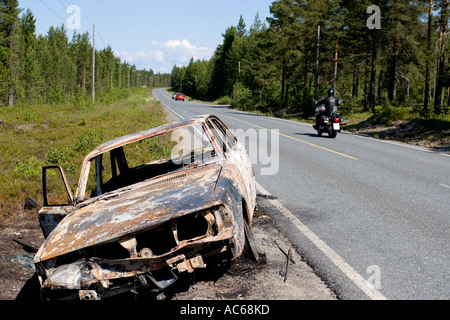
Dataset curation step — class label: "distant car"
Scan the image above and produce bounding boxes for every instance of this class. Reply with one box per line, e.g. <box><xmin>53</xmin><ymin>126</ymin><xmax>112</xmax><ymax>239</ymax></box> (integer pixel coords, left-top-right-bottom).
<box><xmin>175</xmin><ymin>93</ymin><xmax>185</xmax><ymax>101</ymax></box>
<box><xmin>172</xmin><ymin>92</ymin><xmax>178</xmax><ymax>99</ymax></box>
<box><xmin>34</xmin><ymin>115</ymin><xmax>258</xmax><ymax>300</ymax></box>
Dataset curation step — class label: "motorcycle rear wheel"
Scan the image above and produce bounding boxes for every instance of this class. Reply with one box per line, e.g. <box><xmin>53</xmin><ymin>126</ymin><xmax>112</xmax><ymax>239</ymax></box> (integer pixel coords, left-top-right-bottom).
<box><xmin>328</xmin><ymin>131</ymin><xmax>337</xmax><ymax>138</ymax></box>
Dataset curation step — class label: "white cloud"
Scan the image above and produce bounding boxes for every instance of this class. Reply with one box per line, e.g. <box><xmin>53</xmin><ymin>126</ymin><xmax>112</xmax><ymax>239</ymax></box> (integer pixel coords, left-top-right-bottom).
<box><xmin>162</xmin><ymin>39</ymin><xmax>213</xmax><ymax>63</ymax></box>
<box><xmin>114</xmin><ymin>39</ymin><xmax>214</xmax><ymax>74</ymax></box>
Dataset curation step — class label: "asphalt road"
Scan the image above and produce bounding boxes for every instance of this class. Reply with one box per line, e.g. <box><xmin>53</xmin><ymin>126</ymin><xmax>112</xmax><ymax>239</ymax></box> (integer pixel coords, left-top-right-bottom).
<box><xmin>154</xmin><ymin>88</ymin><xmax>450</xmax><ymax>300</ymax></box>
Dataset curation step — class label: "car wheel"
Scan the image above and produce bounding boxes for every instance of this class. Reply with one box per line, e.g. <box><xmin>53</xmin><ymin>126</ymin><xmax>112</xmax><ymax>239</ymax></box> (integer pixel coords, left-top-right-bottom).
<box><xmin>243</xmin><ymin>220</ymin><xmax>259</xmax><ymax>262</ymax></box>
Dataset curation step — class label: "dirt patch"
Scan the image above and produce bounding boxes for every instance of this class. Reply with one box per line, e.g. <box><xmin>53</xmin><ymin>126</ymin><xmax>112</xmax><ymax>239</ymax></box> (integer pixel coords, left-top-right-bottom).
<box><xmin>345</xmin><ymin>119</ymin><xmax>450</xmax><ymax>152</ymax></box>
<box><xmin>0</xmin><ymin>199</ymin><xmax>336</xmax><ymax>301</ymax></box>
<box><xmin>0</xmin><ymin>212</ymin><xmax>43</xmax><ymax>300</ymax></box>
<box><xmin>169</xmin><ymin>204</ymin><xmax>336</xmax><ymax>301</ymax></box>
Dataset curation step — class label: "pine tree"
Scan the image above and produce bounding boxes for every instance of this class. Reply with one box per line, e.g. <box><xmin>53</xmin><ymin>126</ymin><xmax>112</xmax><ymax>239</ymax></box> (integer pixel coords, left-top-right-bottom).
<box><xmin>237</xmin><ymin>15</ymin><xmax>247</xmax><ymax>37</ymax></box>
<box><xmin>70</xmin><ymin>32</ymin><xmax>91</xmax><ymax>95</ymax></box>
<box><xmin>268</xmin><ymin>0</ymin><xmax>304</xmax><ymax>108</ymax></box>
<box><xmin>18</xmin><ymin>9</ymin><xmax>42</xmax><ymax>103</ymax></box>
<box><xmin>384</xmin><ymin>0</ymin><xmax>425</xmax><ymax>103</ymax></box>
<box><xmin>434</xmin><ymin>0</ymin><xmax>449</xmax><ymax>114</ymax></box>
<box><xmin>210</xmin><ymin>26</ymin><xmax>237</xmax><ymax>99</ymax></box>
<box><xmin>244</xmin><ymin>14</ymin><xmax>275</xmax><ymax>108</ymax></box>
<box><xmin>424</xmin><ymin>0</ymin><xmax>434</xmax><ymax>111</ymax></box>
<box><xmin>0</xmin><ymin>0</ymin><xmax>21</xmax><ymax>106</ymax></box>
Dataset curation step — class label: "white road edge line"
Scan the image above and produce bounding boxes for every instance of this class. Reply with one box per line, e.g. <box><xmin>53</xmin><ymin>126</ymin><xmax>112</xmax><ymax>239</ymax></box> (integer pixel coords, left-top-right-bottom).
<box><xmin>440</xmin><ymin>184</ymin><xmax>450</xmax><ymax>190</ymax></box>
<box><xmin>153</xmin><ymin>90</ymin><xmax>184</xmax><ymax>120</ymax></box>
<box><xmin>256</xmin><ymin>182</ymin><xmax>388</xmax><ymax>300</ymax></box>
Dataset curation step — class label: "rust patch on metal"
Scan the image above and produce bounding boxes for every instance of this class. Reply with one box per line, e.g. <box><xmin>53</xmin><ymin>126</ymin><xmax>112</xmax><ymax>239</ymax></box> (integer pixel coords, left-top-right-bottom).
<box><xmin>34</xmin><ymin>115</ymin><xmax>257</xmax><ymax>300</ymax></box>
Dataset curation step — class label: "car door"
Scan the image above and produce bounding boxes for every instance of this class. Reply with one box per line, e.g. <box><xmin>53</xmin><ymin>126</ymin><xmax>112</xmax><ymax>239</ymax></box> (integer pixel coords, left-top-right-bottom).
<box><xmin>38</xmin><ymin>165</ymin><xmax>75</xmax><ymax>238</ymax></box>
<box><xmin>207</xmin><ymin>117</ymin><xmax>256</xmax><ymax>219</ymax></box>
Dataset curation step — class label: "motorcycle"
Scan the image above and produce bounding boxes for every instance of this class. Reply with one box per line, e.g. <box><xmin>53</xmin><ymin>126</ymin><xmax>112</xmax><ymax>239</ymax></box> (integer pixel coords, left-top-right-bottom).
<box><xmin>314</xmin><ymin>106</ymin><xmax>346</xmax><ymax>138</ymax></box>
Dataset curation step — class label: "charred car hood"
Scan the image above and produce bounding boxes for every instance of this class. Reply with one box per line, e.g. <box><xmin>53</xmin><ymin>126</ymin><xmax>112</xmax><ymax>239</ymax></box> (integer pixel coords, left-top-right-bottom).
<box><xmin>35</xmin><ymin>163</ymin><xmax>224</xmax><ymax>263</ymax></box>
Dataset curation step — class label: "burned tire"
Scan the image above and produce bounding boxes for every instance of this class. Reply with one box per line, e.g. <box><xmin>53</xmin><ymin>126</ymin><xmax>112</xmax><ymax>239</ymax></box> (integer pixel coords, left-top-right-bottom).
<box><xmin>243</xmin><ymin>220</ymin><xmax>259</xmax><ymax>262</ymax></box>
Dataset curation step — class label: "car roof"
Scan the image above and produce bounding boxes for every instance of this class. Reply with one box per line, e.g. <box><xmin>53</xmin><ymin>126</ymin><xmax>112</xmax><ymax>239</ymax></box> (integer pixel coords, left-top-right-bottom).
<box><xmin>85</xmin><ymin>115</ymin><xmax>210</xmax><ymax>159</ymax></box>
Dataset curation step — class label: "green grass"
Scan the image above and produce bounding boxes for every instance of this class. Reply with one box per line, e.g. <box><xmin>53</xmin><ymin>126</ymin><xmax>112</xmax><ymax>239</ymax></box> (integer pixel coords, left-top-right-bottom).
<box><xmin>0</xmin><ymin>88</ymin><xmax>168</xmax><ymax>223</ymax></box>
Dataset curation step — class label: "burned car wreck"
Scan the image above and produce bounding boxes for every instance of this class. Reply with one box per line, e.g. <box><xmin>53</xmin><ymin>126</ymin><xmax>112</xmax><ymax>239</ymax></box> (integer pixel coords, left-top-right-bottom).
<box><xmin>34</xmin><ymin>115</ymin><xmax>259</xmax><ymax>300</ymax></box>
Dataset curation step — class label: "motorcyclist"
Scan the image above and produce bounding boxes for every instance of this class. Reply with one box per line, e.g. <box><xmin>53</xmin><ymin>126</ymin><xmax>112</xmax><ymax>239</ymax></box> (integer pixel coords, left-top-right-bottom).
<box><xmin>313</xmin><ymin>88</ymin><xmax>341</xmax><ymax>130</ymax></box>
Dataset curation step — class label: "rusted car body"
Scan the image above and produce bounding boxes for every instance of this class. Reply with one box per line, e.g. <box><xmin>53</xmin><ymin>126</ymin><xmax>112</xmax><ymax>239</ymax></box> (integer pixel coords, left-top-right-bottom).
<box><xmin>34</xmin><ymin>115</ymin><xmax>258</xmax><ymax>300</ymax></box>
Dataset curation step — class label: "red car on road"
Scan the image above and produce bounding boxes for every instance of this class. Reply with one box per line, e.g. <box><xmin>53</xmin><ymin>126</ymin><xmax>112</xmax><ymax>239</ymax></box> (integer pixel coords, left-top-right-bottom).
<box><xmin>175</xmin><ymin>93</ymin><xmax>185</xmax><ymax>101</ymax></box>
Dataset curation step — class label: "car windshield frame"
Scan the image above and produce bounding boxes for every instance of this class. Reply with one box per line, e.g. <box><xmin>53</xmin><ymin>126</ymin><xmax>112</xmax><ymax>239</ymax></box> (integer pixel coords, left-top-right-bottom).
<box><xmin>74</xmin><ymin>120</ymin><xmax>222</xmax><ymax>202</ymax></box>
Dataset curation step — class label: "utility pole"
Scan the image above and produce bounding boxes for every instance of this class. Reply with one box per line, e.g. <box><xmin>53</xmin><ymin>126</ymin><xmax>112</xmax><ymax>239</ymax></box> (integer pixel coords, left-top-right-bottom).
<box><xmin>128</xmin><ymin>65</ymin><xmax>131</xmax><ymax>91</ymax></box>
<box><xmin>118</xmin><ymin>59</ymin><xmax>121</xmax><ymax>90</ymax></box>
<box><xmin>92</xmin><ymin>24</ymin><xmax>96</xmax><ymax>103</ymax></box>
<box><xmin>314</xmin><ymin>25</ymin><xmax>320</xmax><ymax>102</ymax></box>
<box><xmin>238</xmin><ymin>60</ymin><xmax>241</xmax><ymax>80</ymax></box>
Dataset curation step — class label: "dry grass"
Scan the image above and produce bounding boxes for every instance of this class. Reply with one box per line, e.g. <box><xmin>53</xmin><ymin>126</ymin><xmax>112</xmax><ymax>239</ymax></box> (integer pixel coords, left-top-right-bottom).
<box><xmin>0</xmin><ymin>88</ymin><xmax>168</xmax><ymax>223</ymax></box>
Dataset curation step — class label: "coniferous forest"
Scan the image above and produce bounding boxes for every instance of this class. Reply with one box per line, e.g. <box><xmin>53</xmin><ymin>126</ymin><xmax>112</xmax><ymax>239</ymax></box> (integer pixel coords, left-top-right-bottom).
<box><xmin>171</xmin><ymin>0</ymin><xmax>449</xmax><ymax>120</ymax></box>
<box><xmin>1</xmin><ymin>0</ymin><xmax>449</xmax><ymax>120</ymax></box>
<box><xmin>0</xmin><ymin>0</ymin><xmax>170</xmax><ymax>108</ymax></box>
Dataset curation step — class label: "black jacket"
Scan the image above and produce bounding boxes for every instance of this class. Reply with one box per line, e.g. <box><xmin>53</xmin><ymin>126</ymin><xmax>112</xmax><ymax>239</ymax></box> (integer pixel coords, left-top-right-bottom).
<box><xmin>315</xmin><ymin>96</ymin><xmax>339</xmax><ymax>116</ymax></box>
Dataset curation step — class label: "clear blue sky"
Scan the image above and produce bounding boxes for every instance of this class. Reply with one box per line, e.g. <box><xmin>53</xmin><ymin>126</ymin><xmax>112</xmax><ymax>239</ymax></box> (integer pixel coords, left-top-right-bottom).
<box><xmin>18</xmin><ymin>0</ymin><xmax>274</xmax><ymax>73</ymax></box>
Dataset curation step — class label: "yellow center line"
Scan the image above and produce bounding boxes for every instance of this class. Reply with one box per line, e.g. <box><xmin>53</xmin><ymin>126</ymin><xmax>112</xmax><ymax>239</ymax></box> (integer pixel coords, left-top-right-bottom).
<box><xmin>222</xmin><ymin>114</ymin><xmax>361</xmax><ymax>161</ymax></box>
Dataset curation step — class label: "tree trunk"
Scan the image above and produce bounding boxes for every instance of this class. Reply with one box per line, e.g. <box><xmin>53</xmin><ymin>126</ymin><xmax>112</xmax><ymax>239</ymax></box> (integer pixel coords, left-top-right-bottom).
<box><xmin>333</xmin><ymin>38</ymin><xmax>339</xmax><ymax>92</ymax></box>
<box><xmin>333</xmin><ymin>8</ymin><xmax>340</xmax><ymax>93</ymax></box>
<box><xmin>8</xmin><ymin>86</ymin><xmax>14</xmax><ymax>107</ymax></box>
<box><xmin>352</xmin><ymin>69</ymin><xmax>359</xmax><ymax>98</ymax></box>
<box><xmin>281</xmin><ymin>63</ymin><xmax>286</xmax><ymax>107</ymax></box>
<box><xmin>369</xmin><ymin>29</ymin><xmax>378</xmax><ymax>113</ymax></box>
<box><xmin>7</xmin><ymin>28</ymin><xmax>15</xmax><ymax>107</ymax></box>
<box><xmin>285</xmin><ymin>75</ymin><xmax>289</xmax><ymax>107</ymax></box>
<box><xmin>434</xmin><ymin>58</ymin><xmax>445</xmax><ymax>115</ymax></box>
<box><xmin>378</xmin><ymin>69</ymin><xmax>383</xmax><ymax>101</ymax></box>
<box><xmin>364</xmin><ymin>57</ymin><xmax>370</xmax><ymax>111</ymax></box>
<box><xmin>303</xmin><ymin>53</ymin><xmax>308</xmax><ymax>97</ymax></box>
<box><xmin>447</xmin><ymin>87</ymin><xmax>450</xmax><ymax>108</ymax></box>
<box><xmin>388</xmin><ymin>38</ymin><xmax>399</xmax><ymax>102</ymax></box>
<box><xmin>424</xmin><ymin>0</ymin><xmax>433</xmax><ymax>111</ymax></box>
<box><xmin>433</xmin><ymin>0</ymin><xmax>449</xmax><ymax>115</ymax></box>
<box><xmin>82</xmin><ymin>69</ymin><xmax>86</xmax><ymax>94</ymax></box>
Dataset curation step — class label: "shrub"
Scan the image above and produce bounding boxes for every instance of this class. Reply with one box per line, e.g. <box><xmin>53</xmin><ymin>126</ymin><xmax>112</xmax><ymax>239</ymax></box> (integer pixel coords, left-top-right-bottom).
<box><xmin>215</xmin><ymin>95</ymin><xmax>232</xmax><ymax>105</ymax></box>
<box><xmin>14</xmin><ymin>157</ymin><xmax>45</xmax><ymax>178</ymax></box>
<box><xmin>231</xmin><ymin>85</ymin><xmax>253</xmax><ymax>110</ymax></box>
<box><xmin>369</xmin><ymin>101</ymin><xmax>411</xmax><ymax>125</ymax></box>
<box><xmin>71</xmin><ymin>130</ymin><xmax>103</xmax><ymax>153</ymax></box>
<box><xmin>46</xmin><ymin>143</ymin><xmax>74</xmax><ymax>166</ymax></box>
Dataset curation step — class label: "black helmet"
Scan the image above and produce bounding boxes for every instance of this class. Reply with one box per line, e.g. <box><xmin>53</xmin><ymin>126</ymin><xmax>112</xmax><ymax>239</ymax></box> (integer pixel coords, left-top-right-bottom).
<box><xmin>327</xmin><ymin>88</ymin><xmax>334</xmax><ymax>96</ymax></box>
